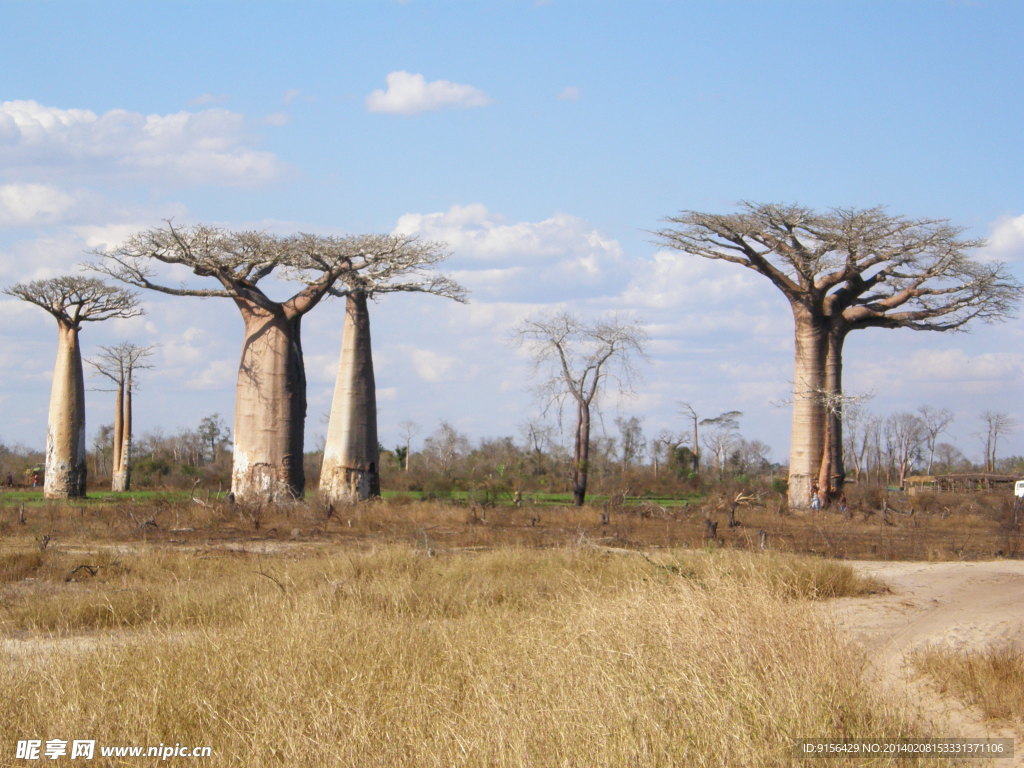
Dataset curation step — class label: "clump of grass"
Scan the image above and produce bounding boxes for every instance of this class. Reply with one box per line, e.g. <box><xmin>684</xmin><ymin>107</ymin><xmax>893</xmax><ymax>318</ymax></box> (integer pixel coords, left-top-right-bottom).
<box><xmin>647</xmin><ymin>550</ymin><xmax>886</xmax><ymax>600</ymax></box>
<box><xmin>0</xmin><ymin>551</ymin><xmax>45</xmax><ymax>582</ymax></box>
<box><xmin>0</xmin><ymin>545</ymin><xmax>936</xmax><ymax>766</ymax></box>
<box><xmin>912</xmin><ymin>643</ymin><xmax>1024</xmax><ymax>728</ymax></box>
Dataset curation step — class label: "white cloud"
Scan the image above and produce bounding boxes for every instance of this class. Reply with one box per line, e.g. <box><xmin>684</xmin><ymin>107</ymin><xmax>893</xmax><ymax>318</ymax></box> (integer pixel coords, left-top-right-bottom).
<box><xmin>896</xmin><ymin>348</ymin><xmax>1024</xmax><ymax>383</ymax></box>
<box><xmin>558</xmin><ymin>86</ymin><xmax>581</xmax><ymax>101</ymax></box>
<box><xmin>394</xmin><ymin>203</ymin><xmax>626</xmax><ymax>300</ymax></box>
<box><xmin>619</xmin><ymin>250</ymin><xmax>764</xmax><ymax>310</ymax></box>
<box><xmin>410</xmin><ymin>348</ymin><xmax>457</xmax><ymax>382</ymax></box>
<box><xmin>0</xmin><ymin>184</ymin><xmax>76</xmax><ymax>227</ymax></box>
<box><xmin>0</xmin><ymin>100</ymin><xmax>285</xmax><ymax>186</ymax></box>
<box><xmin>185</xmin><ymin>359</ymin><xmax>236</xmax><ymax>391</ymax></box>
<box><xmin>366</xmin><ymin>71</ymin><xmax>492</xmax><ymax>115</ymax></box>
<box><xmin>986</xmin><ymin>214</ymin><xmax>1024</xmax><ymax>261</ymax></box>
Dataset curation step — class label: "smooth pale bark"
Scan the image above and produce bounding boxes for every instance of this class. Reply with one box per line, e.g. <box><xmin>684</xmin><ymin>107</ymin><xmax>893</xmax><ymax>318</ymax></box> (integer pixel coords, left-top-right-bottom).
<box><xmin>112</xmin><ymin>370</ymin><xmax>133</xmax><ymax>491</ymax></box>
<box><xmin>111</xmin><ymin>380</ymin><xmax>123</xmax><ymax>485</ymax></box>
<box><xmin>788</xmin><ymin>310</ymin><xmax>826</xmax><ymax>508</ymax></box>
<box><xmin>45</xmin><ymin>323</ymin><xmax>87</xmax><ymax>498</ymax></box>
<box><xmin>572</xmin><ymin>400</ymin><xmax>591</xmax><ymax>506</ymax></box>
<box><xmin>816</xmin><ymin>326</ymin><xmax>847</xmax><ymax>499</ymax></box>
<box><xmin>320</xmin><ymin>292</ymin><xmax>380</xmax><ymax>504</ymax></box>
<box><xmin>231</xmin><ymin>307</ymin><xmax>307</xmax><ymax>502</ymax></box>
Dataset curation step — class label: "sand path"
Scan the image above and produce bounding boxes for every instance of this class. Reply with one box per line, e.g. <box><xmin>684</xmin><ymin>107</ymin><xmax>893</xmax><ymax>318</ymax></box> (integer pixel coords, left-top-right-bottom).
<box><xmin>831</xmin><ymin>560</ymin><xmax>1024</xmax><ymax>764</ymax></box>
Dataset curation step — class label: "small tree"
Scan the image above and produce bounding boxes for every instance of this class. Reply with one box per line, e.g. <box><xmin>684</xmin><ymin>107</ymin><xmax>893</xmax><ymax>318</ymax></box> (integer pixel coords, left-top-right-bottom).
<box><xmin>515</xmin><ymin>313</ymin><xmax>647</xmax><ymax>506</ymax></box>
<box><xmin>699</xmin><ymin>410</ymin><xmax>743</xmax><ymax>480</ymax></box>
<box><xmin>615</xmin><ymin>415</ymin><xmax>645</xmax><ymax>469</ymax></box>
<box><xmin>197</xmin><ymin>413</ymin><xmax>231</xmax><ymax>465</ymax></box>
<box><xmin>980</xmin><ymin>411</ymin><xmax>1015</xmax><ymax>472</ymax></box>
<box><xmin>397</xmin><ymin>420</ymin><xmax>420</xmax><ymax>473</ymax></box>
<box><xmin>677</xmin><ymin>402</ymin><xmax>701</xmax><ymax>475</ymax></box>
<box><xmin>4</xmin><ymin>277</ymin><xmax>141</xmax><ymax>498</ymax></box>
<box><xmin>88</xmin><ymin>342</ymin><xmax>154</xmax><ymax>491</ymax></box>
<box><xmin>319</xmin><ymin>235</ymin><xmax>465</xmax><ymax>505</ymax></box>
<box><xmin>917</xmin><ymin>406</ymin><xmax>953</xmax><ymax>475</ymax></box>
<box><xmin>886</xmin><ymin>412</ymin><xmax>926</xmax><ymax>489</ymax></box>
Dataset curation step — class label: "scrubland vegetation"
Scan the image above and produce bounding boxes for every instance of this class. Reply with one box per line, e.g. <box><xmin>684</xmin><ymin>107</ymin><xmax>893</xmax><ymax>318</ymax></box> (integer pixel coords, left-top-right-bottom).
<box><xmin>1</xmin><ymin>541</ymin><xmax>951</xmax><ymax>767</ymax></box>
<box><xmin>1</xmin><ymin>483</ymin><xmax>1019</xmax><ymax>561</ymax></box>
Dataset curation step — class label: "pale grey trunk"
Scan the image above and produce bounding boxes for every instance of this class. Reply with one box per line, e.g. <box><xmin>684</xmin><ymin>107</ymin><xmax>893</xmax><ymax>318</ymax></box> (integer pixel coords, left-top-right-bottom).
<box><xmin>817</xmin><ymin>326</ymin><xmax>847</xmax><ymax>499</ymax></box>
<box><xmin>231</xmin><ymin>310</ymin><xmax>306</xmax><ymax>502</ymax></box>
<box><xmin>112</xmin><ymin>371</ymin><xmax>132</xmax><ymax>492</ymax></box>
<box><xmin>320</xmin><ymin>292</ymin><xmax>380</xmax><ymax>503</ymax></box>
<box><xmin>788</xmin><ymin>310</ymin><xmax>826</xmax><ymax>509</ymax></box>
<box><xmin>111</xmin><ymin>381</ymin><xmax>123</xmax><ymax>487</ymax></box>
<box><xmin>45</xmin><ymin>323</ymin><xmax>87</xmax><ymax>498</ymax></box>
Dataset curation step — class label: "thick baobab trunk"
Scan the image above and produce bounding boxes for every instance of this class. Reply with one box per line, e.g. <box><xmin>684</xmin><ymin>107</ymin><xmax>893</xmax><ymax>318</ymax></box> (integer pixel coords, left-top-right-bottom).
<box><xmin>572</xmin><ymin>400</ymin><xmax>591</xmax><ymax>506</ymax></box>
<box><xmin>320</xmin><ymin>292</ymin><xmax>380</xmax><ymax>504</ymax></box>
<box><xmin>788</xmin><ymin>310</ymin><xmax>826</xmax><ymax>509</ymax></box>
<box><xmin>45</xmin><ymin>323</ymin><xmax>87</xmax><ymax>498</ymax></box>
<box><xmin>112</xmin><ymin>372</ymin><xmax>132</xmax><ymax>492</ymax></box>
<box><xmin>816</xmin><ymin>327</ymin><xmax>847</xmax><ymax>501</ymax></box>
<box><xmin>231</xmin><ymin>309</ymin><xmax>307</xmax><ymax>502</ymax></box>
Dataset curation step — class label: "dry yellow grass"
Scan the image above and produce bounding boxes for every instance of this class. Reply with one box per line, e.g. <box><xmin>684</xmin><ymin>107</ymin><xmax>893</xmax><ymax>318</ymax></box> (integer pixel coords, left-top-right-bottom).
<box><xmin>912</xmin><ymin>643</ymin><xmax>1024</xmax><ymax>729</ymax></box>
<box><xmin>0</xmin><ymin>545</ymin><xmax>940</xmax><ymax>766</ymax></box>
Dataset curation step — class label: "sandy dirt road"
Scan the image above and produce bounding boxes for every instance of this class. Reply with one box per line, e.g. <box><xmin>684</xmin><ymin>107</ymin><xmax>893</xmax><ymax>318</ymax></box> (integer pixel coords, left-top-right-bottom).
<box><xmin>830</xmin><ymin>560</ymin><xmax>1024</xmax><ymax>764</ymax></box>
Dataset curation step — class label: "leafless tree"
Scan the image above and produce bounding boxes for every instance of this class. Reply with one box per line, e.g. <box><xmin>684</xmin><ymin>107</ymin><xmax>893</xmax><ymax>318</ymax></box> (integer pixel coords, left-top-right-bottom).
<box><xmin>4</xmin><ymin>277</ymin><xmax>142</xmax><ymax>498</ymax></box>
<box><xmin>397</xmin><ymin>420</ymin><xmax>420</xmax><ymax>473</ymax></box>
<box><xmin>88</xmin><ymin>342</ymin><xmax>155</xmax><ymax>491</ymax></box>
<box><xmin>841</xmin><ymin>403</ymin><xmax>878</xmax><ymax>483</ymax></box>
<box><xmin>320</xmin><ymin>235</ymin><xmax>466</xmax><ymax>505</ymax></box>
<box><xmin>615</xmin><ymin>415</ymin><xmax>645</xmax><ymax>469</ymax></box>
<box><xmin>657</xmin><ymin>203</ymin><xmax>1020</xmax><ymax>507</ymax></box>
<box><xmin>917</xmin><ymin>406</ymin><xmax>954</xmax><ymax>475</ymax></box>
<box><xmin>886</xmin><ymin>412</ymin><xmax>926</xmax><ymax>488</ymax></box>
<box><xmin>423</xmin><ymin>421</ymin><xmax>471</xmax><ymax>475</ymax></box>
<box><xmin>515</xmin><ymin>313</ymin><xmax>647</xmax><ymax>506</ymax></box>
<box><xmin>980</xmin><ymin>411</ymin><xmax>1015</xmax><ymax>472</ymax></box>
<box><xmin>93</xmin><ymin>222</ymin><xmax>417</xmax><ymax>502</ymax></box>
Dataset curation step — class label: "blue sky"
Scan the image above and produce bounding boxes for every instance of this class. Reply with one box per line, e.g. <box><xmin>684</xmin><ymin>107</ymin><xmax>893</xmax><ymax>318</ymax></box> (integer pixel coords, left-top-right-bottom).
<box><xmin>2</xmin><ymin>0</ymin><xmax>1024</xmax><ymax>465</ymax></box>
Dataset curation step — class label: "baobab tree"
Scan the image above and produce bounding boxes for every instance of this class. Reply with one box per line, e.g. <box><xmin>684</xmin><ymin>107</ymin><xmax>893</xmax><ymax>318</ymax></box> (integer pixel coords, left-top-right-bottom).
<box><xmin>3</xmin><ymin>277</ymin><xmax>142</xmax><ymax>498</ymax></box>
<box><xmin>319</xmin><ymin>235</ymin><xmax>465</xmax><ymax>505</ymax></box>
<box><xmin>93</xmin><ymin>222</ymin><xmax>404</xmax><ymax>502</ymax></box>
<box><xmin>657</xmin><ymin>203</ymin><xmax>1019</xmax><ymax>507</ymax></box>
<box><xmin>88</xmin><ymin>342</ymin><xmax>154</xmax><ymax>491</ymax></box>
<box><xmin>515</xmin><ymin>313</ymin><xmax>647</xmax><ymax>506</ymax></box>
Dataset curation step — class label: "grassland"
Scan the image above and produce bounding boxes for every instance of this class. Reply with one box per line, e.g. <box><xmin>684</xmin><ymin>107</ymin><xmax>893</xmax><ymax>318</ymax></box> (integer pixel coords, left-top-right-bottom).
<box><xmin>0</xmin><ymin>491</ymin><xmax>1016</xmax><ymax>765</ymax></box>
<box><xmin>1</xmin><ymin>540</ymin><xmax>943</xmax><ymax>767</ymax></box>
